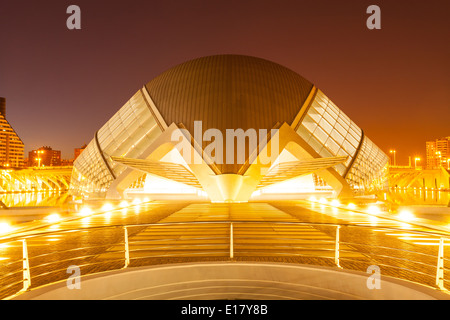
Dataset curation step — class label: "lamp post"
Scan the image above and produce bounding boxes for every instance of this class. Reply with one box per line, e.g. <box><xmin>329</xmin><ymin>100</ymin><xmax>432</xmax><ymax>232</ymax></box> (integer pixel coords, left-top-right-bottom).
<box><xmin>414</xmin><ymin>157</ymin><xmax>420</xmax><ymax>169</ymax></box>
<box><xmin>436</xmin><ymin>151</ymin><xmax>442</xmax><ymax>168</ymax></box>
<box><xmin>390</xmin><ymin>149</ymin><xmax>396</xmax><ymax>167</ymax></box>
<box><xmin>35</xmin><ymin>150</ymin><xmax>44</xmax><ymax>167</ymax></box>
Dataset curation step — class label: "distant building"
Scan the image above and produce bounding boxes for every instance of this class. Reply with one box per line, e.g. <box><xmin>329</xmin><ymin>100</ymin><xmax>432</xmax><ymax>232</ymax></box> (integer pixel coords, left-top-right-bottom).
<box><xmin>426</xmin><ymin>137</ymin><xmax>450</xmax><ymax>169</ymax></box>
<box><xmin>61</xmin><ymin>159</ymin><xmax>73</xmax><ymax>166</ymax></box>
<box><xmin>74</xmin><ymin>144</ymin><xmax>87</xmax><ymax>161</ymax></box>
<box><xmin>0</xmin><ymin>97</ymin><xmax>25</xmax><ymax>168</ymax></box>
<box><xmin>28</xmin><ymin>146</ymin><xmax>61</xmax><ymax>167</ymax></box>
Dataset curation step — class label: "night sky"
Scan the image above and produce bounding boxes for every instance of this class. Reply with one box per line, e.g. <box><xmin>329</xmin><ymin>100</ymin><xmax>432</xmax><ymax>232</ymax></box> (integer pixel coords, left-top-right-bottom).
<box><xmin>0</xmin><ymin>0</ymin><xmax>449</xmax><ymax>164</ymax></box>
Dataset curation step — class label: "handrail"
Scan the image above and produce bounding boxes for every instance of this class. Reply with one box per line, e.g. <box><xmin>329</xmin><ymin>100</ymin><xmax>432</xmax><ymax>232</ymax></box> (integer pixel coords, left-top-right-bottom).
<box><xmin>1</xmin><ymin>220</ymin><xmax>450</xmax><ymax>299</ymax></box>
<box><xmin>3</xmin><ymin>220</ymin><xmax>450</xmax><ymax>244</ymax></box>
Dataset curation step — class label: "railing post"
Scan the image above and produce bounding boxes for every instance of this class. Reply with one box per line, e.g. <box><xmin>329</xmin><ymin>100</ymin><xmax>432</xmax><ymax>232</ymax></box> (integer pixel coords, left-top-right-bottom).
<box><xmin>22</xmin><ymin>239</ymin><xmax>31</xmax><ymax>291</ymax></box>
<box><xmin>436</xmin><ymin>237</ymin><xmax>445</xmax><ymax>290</ymax></box>
<box><xmin>230</xmin><ymin>223</ymin><xmax>234</xmax><ymax>259</ymax></box>
<box><xmin>123</xmin><ymin>226</ymin><xmax>130</xmax><ymax>269</ymax></box>
<box><xmin>335</xmin><ymin>225</ymin><xmax>342</xmax><ymax>269</ymax></box>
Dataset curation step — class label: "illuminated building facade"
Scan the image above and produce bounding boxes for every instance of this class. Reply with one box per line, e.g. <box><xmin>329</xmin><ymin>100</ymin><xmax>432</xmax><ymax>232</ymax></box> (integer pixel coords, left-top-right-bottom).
<box><xmin>0</xmin><ymin>97</ymin><xmax>25</xmax><ymax>168</ymax></box>
<box><xmin>70</xmin><ymin>55</ymin><xmax>389</xmax><ymax>201</ymax></box>
<box><xmin>426</xmin><ymin>137</ymin><xmax>450</xmax><ymax>169</ymax></box>
<box><xmin>28</xmin><ymin>146</ymin><xmax>62</xmax><ymax>167</ymax></box>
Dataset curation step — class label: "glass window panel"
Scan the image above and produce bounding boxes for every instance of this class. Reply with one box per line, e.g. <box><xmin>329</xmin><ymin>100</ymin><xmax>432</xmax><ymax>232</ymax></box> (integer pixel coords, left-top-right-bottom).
<box><xmin>297</xmin><ymin>125</ymin><xmax>312</xmax><ymax>142</ymax></box>
<box><xmin>319</xmin><ymin>118</ymin><xmax>333</xmax><ymax>134</ymax></box>
<box><xmin>311</xmin><ymin>101</ymin><xmax>325</xmax><ymax>115</ymax></box>
<box><xmin>331</xmin><ymin>130</ymin><xmax>345</xmax><ymax>146</ymax></box>
<box><xmin>308</xmin><ymin>108</ymin><xmax>322</xmax><ymax>123</ymax></box>
<box><xmin>338</xmin><ymin>113</ymin><xmax>350</xmax><ymax>126</ymax></box>
<box><xmin>346</xmin><ymin>133</ymin><xmax>359</xmax><ymax>148</ymax></box>
<box><xmin>327</xmin><ymin>99</ymin><xmax>339</xmax><ymax>111</ymax></box>
<box><xmin>301</xmin><ymin>115</ymin><xmax>317</xmax><ymax>134</ymax></box>
<box><xmin>325</xmin><ymin>137</ymin><xmax>339</xmax><ymax>155</ymax></box>
<box><xmin>319</xmin><ymin>148</ymin><xmax>333</xmax><ymax>158</ymax></box>
<box><xmin>334</xmin><ymin>121</ymin><xmax>348</xmax><ymax>137</ymax></box>
<box><xmin>323</xmin><ymin>111</ymin><xmax>336</xmax><ymax>127</ymax></box>
<box><xmin>313</xmin><ymin>126</ymin><xmax>328</xmax><ymax>144</ymax></box>
<box><xmin>335</xmin><ymin>164</ymin><xmax>346</xmax><ymax>175</ymax></box>
<box><xmin>307</xmin><ymin>135</ymin><xmax>323</xmax><ymax>153</ymax></box>
<box><xmin>342</xmin><ymin>139</ymin><xmax>356</xmax><ymax>156</ymax></box>
<box><xmin>349</xmin><ymin>124</ymin><xmax>361</xmax><ymax>139</ymax></box>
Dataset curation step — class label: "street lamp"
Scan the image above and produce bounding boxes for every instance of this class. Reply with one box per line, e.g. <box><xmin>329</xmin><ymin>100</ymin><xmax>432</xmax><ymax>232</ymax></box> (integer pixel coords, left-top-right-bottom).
<box><xmin>35</xmin><ymin>150</ymin><xmax>44</xmax><ymax>167</ymax></box>
<box><xmin>436</xmin><ymin>151</ymin><xmax>442</xmax><ymax>168</ymax></box>
<box><xmin>390</xmin><ymin>149</ymin><xmax>396</xmax><ymax>166</ymax></box>
<box><xmin>414</xmin><ymin>157</ymin><xmax>420</xmax><ymax>169</ymax></box>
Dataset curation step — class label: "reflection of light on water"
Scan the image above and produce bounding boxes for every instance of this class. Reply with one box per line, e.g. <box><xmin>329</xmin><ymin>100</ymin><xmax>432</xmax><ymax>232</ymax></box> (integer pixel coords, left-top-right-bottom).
<box><xmin>45</xmin><ymin>237</ymin><xmax>61</xmax><ymax>242</ymax></box>
<box><xmin>45</xmin><ymin>213</ymin><xmax>61</xmax><ymax>223</ymax></box>
<box><xmin>81</xmin><ymin>217</ymin><xmax>91</xmax><ymax>227</ymax></box>
<box><xmin>104</xmin><ymin>211</ymin><xmax>112</xmax><ymax>222</ymax></box>
<box><xmin>330</xmin><ymin>199</ymin><xmax>340</xmax><ymax>207</ymax></box>
<box><xmin>79</xmin><ymin>206</ymin><xmax>92</xmax><ymax>216</ymax></box>
<box><xmin>367</xmin><ymin>206</ymin><xmax>381</xmax><ymax>215</ymax></box>
<box><xmin>0</xmin><ymin>191</ymin><xmax>69</xmax><ymax>207</ymax></box>
<box><xmin>397</xmin><ymin>209</ymin><xmax>415</xmax><ymax>222</ymax></box>
<box><xmin>389</xmin><ymin>189</ymin><xmax>449</xmax><ymax>206</ymax></box>
<box><xmin>101</xmin><ymin>203</ymin><xmax>114</xmax><ymax>211</ymax></box>
<box><xmin>48</xmin><ymin>224</ymin><xmax>60</xmax><ymax>231</ymax></box>
<box><xmin>0</xmin><ymin>222</ymin><xmax>14</xmax><ymax>235</ymax></box>
<box><xmin>399</xmin><ymin>222</ymin><xmax>412</xmax><ymax>229</ymax></box>
<box><xmin>368</xmin><ymin>215</ymin><xmax>378</xmax><ymax>226</ymax></box>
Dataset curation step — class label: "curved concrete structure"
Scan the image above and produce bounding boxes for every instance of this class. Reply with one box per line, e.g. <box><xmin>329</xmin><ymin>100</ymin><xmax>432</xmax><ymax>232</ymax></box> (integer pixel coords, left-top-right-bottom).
<box><xmin>71</xmin><ymin>55</ymin><xmax>389</xmax><ymax>201</ymax></box>
<box><xmin>15</xmin><ymin>262</ymin><xmax>449</xmax><ymax>300</ymax></box>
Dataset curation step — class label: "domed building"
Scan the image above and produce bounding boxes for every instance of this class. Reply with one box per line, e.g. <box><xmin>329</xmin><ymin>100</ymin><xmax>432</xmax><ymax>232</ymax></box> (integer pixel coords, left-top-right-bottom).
<box><xmin>70</xmin><ymin>55</ymin><xmax>388</xmax><ymax>201</ymax></box>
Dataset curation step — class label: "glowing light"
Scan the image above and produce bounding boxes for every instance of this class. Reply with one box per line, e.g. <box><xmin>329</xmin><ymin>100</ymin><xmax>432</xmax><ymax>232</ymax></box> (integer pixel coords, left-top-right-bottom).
<box><xmin>49</xmin><ymin>224</ymin><xmax>60</xmax><ymax>231</ymax></box>
<box><xmin>143</xmin><ymin>197</ymin><xmax>150</xmax><ymax>203</ymax></box>
<box><xmin>368</xmin><ymin>215</ymin><xmax>379</xmax><ymax>225</ymax></box>
<box><xmin>45</xmin><ymin>213</ymin><xmax>61</xmax><ymax>223</ymax></box>
<box><xmin>367</xmin><ymin>205</ymin><xmax>381</xmax><ymax>214</ymax></box>
<box><xmin>132</xmin><ymin>198</ymin><xmax>142</xmax><ymax>206</ymax></box>
<box><xmin>81</xmin><ymin>216</ymin><xmax>91</xmax><ymax>226</ymax></box>
<box><xmin>319</xmin><ymin>198</ymin><xmax>327</xmax><ymax>205</ymax></box>
<box><xmin>46</xmin><ymin>237</ymin><xmax>61</xmax><ymax>242</ymax></box>
<box><xmin>79</xmin><ymin>206</ymin><xmax>92</xmax><ymax>216</ymax></box>
<box><xmin>0</xmin><ymin>222</ymin><xmax>14</xmax><ymax>235</ymax></box>
<box><xmin>330</xmin><ymin>199</ymin><xmax>340</xmax><ymax>207</ymax></box>
<box><xmin>398</xmin><ymin>209</ymin><xmax>415</xmax><ymax>222</ymax></box>
<box><xmin>101</xmin><ymin>203</ymin><xmax>114</xmax><ymax>212</ymax></box>
<box><xmin>119</xmin><ymin>200</ymin><xmax>129</xmax><ymax>208</ymax></box>
<box><xmin>347</xmin><ymin>203</ymin><xmax>356</xmax><ymax>210</ymax></box>
<box><xmin>309</xmin><ymin>196</ymin><xmax>318</xmax><ymax>202</ymax></box>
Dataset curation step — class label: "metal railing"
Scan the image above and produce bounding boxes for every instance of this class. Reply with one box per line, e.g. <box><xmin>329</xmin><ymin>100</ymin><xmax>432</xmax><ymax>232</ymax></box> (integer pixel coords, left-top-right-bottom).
<box><xmin>1</xmin><ymin>220</ymin><xmax>449</xmax><ymax>299</ymax></box>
